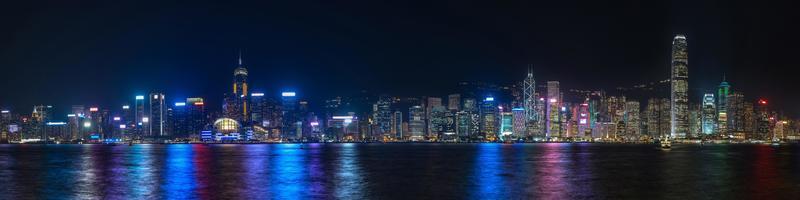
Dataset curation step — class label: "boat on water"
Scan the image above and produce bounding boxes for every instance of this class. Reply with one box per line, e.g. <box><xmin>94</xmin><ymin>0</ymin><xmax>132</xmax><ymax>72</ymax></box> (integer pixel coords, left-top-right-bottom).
<box><xmin>660</xmin><ymin>136</ymin><xmax>672</xmax><ymax>149</ymax></box>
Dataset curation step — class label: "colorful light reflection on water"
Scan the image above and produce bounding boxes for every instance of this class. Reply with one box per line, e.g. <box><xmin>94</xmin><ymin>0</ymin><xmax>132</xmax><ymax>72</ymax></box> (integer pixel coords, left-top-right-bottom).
<box><xmin>1</xmin><ymin>143</ymin><xmax>800</xmax><ymax>199</ymax></box>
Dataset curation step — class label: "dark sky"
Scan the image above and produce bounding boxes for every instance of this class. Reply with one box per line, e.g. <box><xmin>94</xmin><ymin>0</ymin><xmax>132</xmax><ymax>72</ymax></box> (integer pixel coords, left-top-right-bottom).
<box><xmin>1</xmin><ymin>0</ymin><xmax>798</xmax><ymax>116</ymax></box>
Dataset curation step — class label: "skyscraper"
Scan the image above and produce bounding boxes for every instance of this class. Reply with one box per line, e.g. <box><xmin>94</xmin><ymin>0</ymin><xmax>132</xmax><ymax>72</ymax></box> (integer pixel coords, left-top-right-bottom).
<box><xmin>670</xmin><ymin>34</ymin><xmax>689</xmax><ymax>139</ymax></box>
<box><xmin>224</xmin><ymin>54</ymin><xmax>249</xmax><ymax>123</ymax></box>
<box><xmin>702</xmin><ymin>93</ymin><xmax>716</xmax><ymax>135</ymax></box>
<box><xmin>447</xmin><ymin>94</ymin><xmax>461</xmax><ymax>111</ymax></box>
<box><xmin>546</xmin><ymin>81</ymin><xmax>561</xmax><ymax>139</ymax></box>
<box><xmin>717</xmin><ymin>79</ymin><xmax>730</xmax><ymax>135</ymax></box>
<box><xmin>523</xmin><ymin>65</ymin><xmax>535</xmax><ymax>136</ymax></box>
<box><xmin>149</xmin><ymin>92</ymin><xmax>166</xmax><ymax>137</ymax></box>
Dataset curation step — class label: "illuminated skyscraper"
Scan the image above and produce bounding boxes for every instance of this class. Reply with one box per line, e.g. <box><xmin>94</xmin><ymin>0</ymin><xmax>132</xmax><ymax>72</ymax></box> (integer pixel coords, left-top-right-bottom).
<box><xmin>523</xmin><ymin>65</ymin><xmax>535</xmax><ymax>136</ymax></box>
<box><xmin>717</xmin><ymin>79</ymin><xmax>730</xmax><ymax>135</ymax></box>
<box><xmin>225</xmin><ymin>53</ymin><xmax>249</xmax><ymax>123</ymax></box>
<box><xmin>546</xmin><ymin>81</ymin><xmax>561</xmax><ymax>139</ymax></box>
<box><xmin>408</xmin><ymin>105</ymin><xmax>425</xmax><ymax>141</ymax></box>
<box><xmin>149</xmin><ymin>92</ymin><xmax>166</xmax><ymax>137</ymax></box>
<box><xmin>670</xmin><ymin>34</ymin><xmax>689</xmax><ymax>139</ymax></box>
<box><xmin>480</xmin><ymin>97</ymin><xmax>497</xmax><ymax>141</ymax></box>
<box><xmin>702</xmin><ymin>93</ymin><xmax>716</xmax><ymax>135</ymax></box>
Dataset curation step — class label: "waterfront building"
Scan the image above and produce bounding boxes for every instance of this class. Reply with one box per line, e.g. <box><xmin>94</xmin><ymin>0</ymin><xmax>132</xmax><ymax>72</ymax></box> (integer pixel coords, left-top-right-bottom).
<box><xmin>148</xmin><ymin>92</ymin><xmax>166</xmax><ymax>138</ymax></box>
<box><xmin>717</xmin><ymin>80</ymin><xmax>730</xmax><ymax>135</ymax></box>
<box><xmin>670</xmin><ymin>34</ymin><xmax>689</xmax><ymax>139</ymax></box>
<box><xmin>480</xmin><ymin>97</ymin><xmax>498</xmax><ymax>141</ymax></box>
<box><xmin>701</xmin><ymin>93</ymin><xmax>716</xmax><ymax>136</ymax></box>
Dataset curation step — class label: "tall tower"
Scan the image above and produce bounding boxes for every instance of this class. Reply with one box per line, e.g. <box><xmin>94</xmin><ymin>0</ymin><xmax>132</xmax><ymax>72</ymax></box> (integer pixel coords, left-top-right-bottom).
<box><xmin>232</xmin><ymin>53</ymin><xmax>249</xmax><ymax>122</ymax></box>
<box><xmin>523</xmin><ymin>65</ymin><xmax>536</xmax><ymax>123</ymax></box>
<box><xmin>717</xmin><ymin>78</ymin><xmax>730</xmax><ymax>135</ymax></box>
<box><xmin>670</xmin><ymin>34</ymin><xmax>689</xmax><ymax>139</ymax></box>
<box><xmin>149</xmin><ymin>92</ymin><xmax>166</xmax><ymax>137</ymax></box>
<box><xmin>546</xmin><ymin>81</ymin><xmax>560</xmax><ymax>139</ymax></box>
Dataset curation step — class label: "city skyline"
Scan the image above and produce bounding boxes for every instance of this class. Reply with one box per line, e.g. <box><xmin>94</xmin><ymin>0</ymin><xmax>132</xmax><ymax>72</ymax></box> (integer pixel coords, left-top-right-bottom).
<box><xmin>1</xmin><ymin>0</ymin><xmax>799</xmax><ymax>117</ymax></box>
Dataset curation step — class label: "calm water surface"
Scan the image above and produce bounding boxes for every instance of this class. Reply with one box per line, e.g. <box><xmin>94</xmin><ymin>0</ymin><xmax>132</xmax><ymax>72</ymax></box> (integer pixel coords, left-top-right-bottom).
<box><xmin>1</xmin><ymin>143</ymin><xmax>799</xmax><ymax>199</ymax></box>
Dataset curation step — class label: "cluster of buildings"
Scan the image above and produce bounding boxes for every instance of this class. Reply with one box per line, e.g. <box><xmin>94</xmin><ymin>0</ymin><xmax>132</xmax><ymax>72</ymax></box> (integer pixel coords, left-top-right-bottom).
<box><xmin>0</xmin><ymin>35</ymin><xmax>798</xmax><ymax>143</ymax></box>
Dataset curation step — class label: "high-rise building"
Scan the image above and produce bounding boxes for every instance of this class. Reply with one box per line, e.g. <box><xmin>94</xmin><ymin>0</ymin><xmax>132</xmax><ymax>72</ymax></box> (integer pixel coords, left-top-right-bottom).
<box><xmin>234</xmin><ymin>54</ymin><xmax>249</xmax><ymax>122</ymax></box>
<box><xmin>135</xmin><ymin>95</ymin><xmax>146</xmax><ymax>138</ymax></box>
<box><xmin>447</xmin><ymin>94</ymin><xmax>461</xmax><ymax>111</ymax></box>
<box><xmin>670</xmin><ymin>34</ymin><xmax>689</xmax><ymax>139</ymax></box>
<box><xmin>425</xmin><ymin>97</ymin><xmax>442</xmax><ymax>138</ymax></box>
<box><xmin>701</xmin><ymin>93</ymin><xmax>716</xmax><ymax>135</ymax></box>
<box><xmin>717</xmin><ymin>80</ymin><xmax>730</xmax><ymax>135</ymax></box>
<box><xmin>511</xmin><ymin>108</ymin><xmax>526</xmax><ymax>139</ymax></box>
<box><xmin>727</xmin><ymin>92</ymin><xmax>746</xmax><ymax>139</ymax></box>
<box><xmin>281</xmin><ymin>91</ymin><xmax>299</xmax><ymax>140</ymax></box>
<box><xmin>624</xmin><ymin>101</ymin><xmax>641</xmax><ymax>140</ymax></box>
<box><xmin>408</xmin><ymin>105</ymin><xmax>425</xmax><ymax>141</ymax></box>
<box><xmin>480</xmin><ymin>97</ymin><xmax>497</xmax><ymax>141</ymax></box>
<box><xmin>546</xmin><ymin>81</ymin><xmax>561</xmax><ymax>139</ymax></box>
<box><xmin>392</xmin><ymin>111</ymin><xmax>403</xmax><ymax>140</ymax></box>
<box><xmin>149</xmin><ymin>92</ymin><xmax>166</xmax><ymax>137</ymax></box>
<box><xmin>374</xmin><ymin>96</ymin><xmax>393</xmax><ymax>135</ymax></box>
<box><xmin>524</xmin><ymin>66</ymin><xmax>536</xmax><ymax>124</ymax></box>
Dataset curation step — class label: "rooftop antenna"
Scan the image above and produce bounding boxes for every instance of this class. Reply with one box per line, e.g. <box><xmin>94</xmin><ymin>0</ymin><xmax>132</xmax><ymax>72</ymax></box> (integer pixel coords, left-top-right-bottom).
<box><xmin>238</xmin><ymin>50</ymin><xmax>242</xmax><ymax>66</ymax></box>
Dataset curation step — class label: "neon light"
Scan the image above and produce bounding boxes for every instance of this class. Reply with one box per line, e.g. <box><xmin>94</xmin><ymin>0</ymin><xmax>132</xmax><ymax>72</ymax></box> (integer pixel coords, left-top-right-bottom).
<box><xmin>580</xmin><ymin>119</ymin><xmax>587</xmax><ymax>124</ymax></box>
<box><xmin>46</xmin><ymin>122</ymin><xmax>67</xmax><ymax>126</ymax></box>
<box><xmin>332</xmin><ymin>116</ymin><xmax>353</xmax><ymax>120</ymax></box>
<box><xmin>136</xmin><ymin>95</ymin><xmax>145</xmax><ymax>100</ymax></box>
<box><xmin>282</xmin><ymin>92</ymin><xmax>296</xmax><ymax>97</ymax></box>
<box><xmin>142</xmin><ymin>117</ymin><xmax>149</xmax><ymax>123</ymax></box>
<box><xmin>0</xmin><ymin>110</ymin><xmax>8</xmax><ymax>114</ymax></box>
<box><xmin>83</xmin><ymin>122</ymin><xmax>91</xmax><ymax>128</ymax></box>
<box><xmin>512</xmin><ymin>108</ymin><xmax>525</xmax><ymax>111</ymax></box>
<box><xmin>89</xmin><ymin>107</ymin><xmax>99</xmax><ymax>112</ymax></box>
<box><xmin>119</xmin><ymin>124</ymin><xmax>126</xmax><ymax>129</ymax></box>
<box><xmin>113</xmin><ymin>117</ymin><xmax>121</xmax><ymax>121</ymax></box>
<box><xmin>485</xmin><ymin>97</ymin><xmax>494</xmax><ymax>101</ymax></box>
<box><xmin>194</xmin><ymin>102</ymin><xmax>204</xmax><ymax>106</ymax></box>
<box><xmin>122</xmin><ymin>105</ymin><xmax>130</xmax><ymax>109</ymax></box>
<box><xmin>174</xmin><ymin>102</ymin><xmax>186</xmax><ymax>106</ymax></box>
<box><xmin>67</xmin><ymin>114</ymin><xmax>76</xmax><ymax>117</ymax></box>
<box><xmin>310</xmin><ymin>122</ymin><xmax>319</xmax><ymax>126</ymax></box>
<box><xmin>252</xmin><ymin>93</ymin><xmax>265</xmax><ymax>97</ymax></box>
<box><xmin>550</xmin><ymin>98</ymin><xmax>557</xmax><ymax>103</ymax></box>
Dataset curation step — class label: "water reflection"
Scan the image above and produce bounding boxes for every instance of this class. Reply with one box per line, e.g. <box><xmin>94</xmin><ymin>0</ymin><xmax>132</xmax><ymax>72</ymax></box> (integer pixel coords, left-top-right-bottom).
<box><xmin>1</xmin><ymin>144</ymin><xmax>800</xmax><ymax>199</ymax></box>
<box><xmin>163</xmin><ymin>145</ymin><xmax>196</xmax><ymax>199</ymax></box>
<box><xmin>334</xmin><ymin>143</ymin><xmax>364</xmax><ymax>199</ymax></box>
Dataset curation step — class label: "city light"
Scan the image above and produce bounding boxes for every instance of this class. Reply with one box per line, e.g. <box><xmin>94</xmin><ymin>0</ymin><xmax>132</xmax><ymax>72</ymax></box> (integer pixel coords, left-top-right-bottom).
<box><xmin>485</xmin><ymin>97</ymin><xmax>494</xmax><ymax>101</ymax></box>
<box><xmin>175</xmin><ymin>102</ymin><xmax>186</xmax><ymax>106</ymax></box>
<box><xmin>332</xmin><ymin>116</ymin><xmax>354</xmax><ymax>120</ymax></box>
<box><xmin>310</xmin><ymin>122</ymin><xmax>319</xmax><ymax>126</ymax></box>
<box><xmin>550</xmin><ymin>98</ymin><xmax>557</xmax><ymax>103</ymax></box>
<box><xmin>83</xmin><ymin>122</ymin><xmax>91</xmax><ymax>128</ymax></box>
<box><xmin>1</xmin><ymin>110</ymin><xmax>8</xmax><ymax>113</ymax></box>
<box><xmin>67</xmin><ymin>114</ymin><xmax>76</xmax><ymax>117</ymax></box>
<box><xmin>136</xmin><ymin>95</ymin><xmax>145</xmax><ymax>100</ymax></box>
<box><xmin>113</xmin><ymin>117</ymin><xmax>121</xmax><ymax>121</ymax></box>
<box><xmin>194</xmin><ymin>102</ymin><xmax>204</xmax><ymax>106</ymax></box>
<box><xmin>282</xmin><ymin>92</ymin><xmax>296</xmax><ymax>97</ymax></box>
<box><xmin>252</xmin><ymin>92</ymin><xmax>265</xmax><ymax>97</ymax></box>
<box><xmin>89</xmin><ymin>107</ymin><xmax>99</xmax><ymax>112</ymax></box>
<box><xmin>153</xmin><ymin>95</ymin><xmax>159</xmax><ymax>99</ymax></box>
<box><xmin>119</xmin><ymin>124</ymin><xmax>126</xmax><ymax>129</ymax></box>
<box><xmin>122</xmin><ymin>105</ymin><xmax>130</xmax><ymax>109</ymax></box>
<box><xmin>759</xmin><ymin>99</ymin><xmax>768</xmax><ymax>105</ymax></box>
<box><xmin>142</xmin><ymin>117</ymin><xmax>149</xmax><ymax>123</ymax></box>
<box><xmin>46</xmin><ymin>122</ymin><xmax>67</xmax><ymax>126</ymax></box>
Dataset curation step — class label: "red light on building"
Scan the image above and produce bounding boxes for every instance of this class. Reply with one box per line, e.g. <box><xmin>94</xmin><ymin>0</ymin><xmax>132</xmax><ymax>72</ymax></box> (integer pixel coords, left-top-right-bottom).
<box><xmin>89</xmin><ymin>107</ymin><xmax>99</xmax><ymax>112</ymax></box>
<box><xmin>758</xmin><ymin>99</ymin><xmax>767</xmax><ymax>105</ymax></box>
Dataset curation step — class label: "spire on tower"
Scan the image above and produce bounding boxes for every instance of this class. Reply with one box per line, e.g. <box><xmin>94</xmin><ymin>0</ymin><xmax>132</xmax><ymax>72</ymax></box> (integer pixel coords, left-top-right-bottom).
<box><xmin>238</xmin><ymin>50</ymin><xmax>242</xmax><ymax>66</ymax></box>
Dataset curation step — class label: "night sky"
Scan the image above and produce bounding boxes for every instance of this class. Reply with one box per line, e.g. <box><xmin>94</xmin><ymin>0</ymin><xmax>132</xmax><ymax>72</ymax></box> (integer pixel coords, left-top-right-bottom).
<box><xmin>1</xmin><ymin>0</ymin><xmax>798</xmax><ymax>116</ymax></box>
